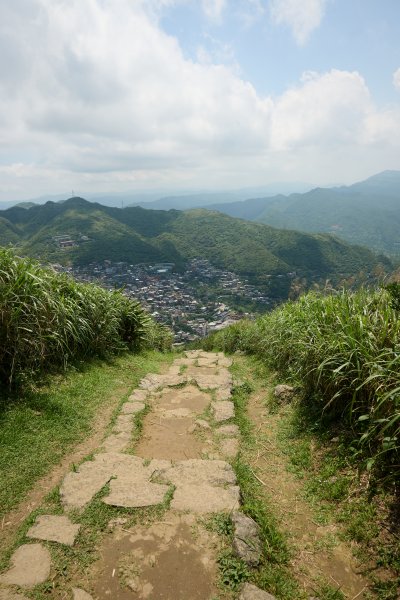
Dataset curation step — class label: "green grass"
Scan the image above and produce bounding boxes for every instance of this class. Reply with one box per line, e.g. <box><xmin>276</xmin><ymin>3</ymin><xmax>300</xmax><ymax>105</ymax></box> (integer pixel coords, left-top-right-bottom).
<box><xmin>227</xmin><ymin>360</ymin><xmax>303</xmax><ymax>599</ymax></box>
<box><xmin>203</xmin><ymin>286</ymin><xmax>400</xmax><ymax>483</ymax></box>
<box><xmin>0</xmin><ymin>248</ymin><xmax>172</xmax><ymax>389</ymax></box>
<box><xmin>276</xmin><ymin>401</ymin><xmax>400</xmax><ymax>599</ymax></box>
<box><xmin>0</xmin><ymin>350</ymin><xmax>174</xmax><ymax>519</ymax></box>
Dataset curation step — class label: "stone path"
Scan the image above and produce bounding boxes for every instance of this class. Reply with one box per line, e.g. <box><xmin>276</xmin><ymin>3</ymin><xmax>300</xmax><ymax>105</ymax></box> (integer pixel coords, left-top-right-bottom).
<box><xmin>0</xmin><ymin>351</ymin><xmax>269</xmax><ymax>600</ymax></box>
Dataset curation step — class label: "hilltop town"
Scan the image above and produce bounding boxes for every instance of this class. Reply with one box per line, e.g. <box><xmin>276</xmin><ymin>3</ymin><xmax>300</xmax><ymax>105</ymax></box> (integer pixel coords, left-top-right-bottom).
<box><xmin>53</xmin><ymin>258</ymin><xmax>271</xmax><ymax>344</ymax></box>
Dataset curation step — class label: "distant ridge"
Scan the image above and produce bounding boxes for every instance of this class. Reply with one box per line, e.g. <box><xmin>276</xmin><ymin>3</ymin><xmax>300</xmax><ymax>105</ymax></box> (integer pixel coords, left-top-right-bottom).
<box><xmin>206</xmin><ymin>170</ymin><xmax>400</xmax><ymax>255</ymax></box>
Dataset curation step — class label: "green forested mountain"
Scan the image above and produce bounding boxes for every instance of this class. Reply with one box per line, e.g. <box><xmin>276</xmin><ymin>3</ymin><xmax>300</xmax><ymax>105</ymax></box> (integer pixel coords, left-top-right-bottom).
<box><xmin>0</xmin><ymin>197</ymin><xmax>391</xmax><ymax>300</ymax></box>
<box><xmin>207</xmin><ymin>170</ymin><xmax>400</xmax><ymax>256</ymax></box>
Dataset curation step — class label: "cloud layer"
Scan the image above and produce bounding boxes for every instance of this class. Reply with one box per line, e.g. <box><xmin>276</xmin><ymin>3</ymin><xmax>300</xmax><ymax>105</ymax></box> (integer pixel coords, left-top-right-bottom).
<box><xmin>0</xmin><ymin>0</ymin><xmax>399</xmax><ymax>199</ymax></box>
<box><xmin>270</xmin><ymin>0</ymin><xmax>326</xmax><ymax>45</ymax></box>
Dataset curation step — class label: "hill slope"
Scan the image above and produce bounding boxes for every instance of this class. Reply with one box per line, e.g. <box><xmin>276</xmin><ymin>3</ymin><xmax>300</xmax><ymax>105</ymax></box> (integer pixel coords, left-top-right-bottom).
<box><xmin>0</xmin><ymin>197</ymin><xmax>391</xmax><ymax>300</ymax></box>
<box><xmin>207</xmin><ymin>170</ymin><xmax>400</xmax><ymax>255</ymax></box>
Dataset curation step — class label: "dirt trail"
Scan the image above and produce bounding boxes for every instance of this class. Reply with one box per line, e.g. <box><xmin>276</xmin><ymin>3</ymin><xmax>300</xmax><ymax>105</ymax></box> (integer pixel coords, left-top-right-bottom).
<box><xmin>246</xmin><ymin>388</ymin><xmax>370</xmax><ymax>599</ymax></box>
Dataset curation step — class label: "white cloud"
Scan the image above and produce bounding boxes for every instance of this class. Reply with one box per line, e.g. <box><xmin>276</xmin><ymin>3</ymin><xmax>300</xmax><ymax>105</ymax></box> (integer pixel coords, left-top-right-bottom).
<box><xmin>270</xmin><ymin>0</ymin><xmax>327</xmax><ymax>45</ymax></box>
<box><xmin>393</xmin><ymin>68</ymin><xmax>400</xmax><ymax>92</ymax></box>
<box><xmin>0</xmin><ymin>0</ymin><xmax>399</xmax><ymax>200</ymax></box>
<box><xmin>201</xmin><ymin>0</ymin><xmax>227</xmax><ymax>21</ymax></box>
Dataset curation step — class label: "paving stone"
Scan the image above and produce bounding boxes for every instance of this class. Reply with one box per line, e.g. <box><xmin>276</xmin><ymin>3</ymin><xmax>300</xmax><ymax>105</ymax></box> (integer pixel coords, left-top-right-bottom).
<box><xmin>171</xmin><ymin>485</ymin><xmax>240</xmax><ymax>513</ymax></box>
<box><xmin>120</xmin><ymin>401</ymin><xmax>146</xmax><ymax>414</ymax></box>
<box><xmin>197</xmin><ymin>358</ymin><xmax>218</xmax><ymax>367</ymax></box>
<box><xmin>232</xmin><ymin>512</ymin><xmax>262</xmax><ymax>566</ymax></box>
<box><xmin>72</xmin><ymin>589</ymin><xmax>94</xmax><ymax>600</ymax></box>
<box><xmin>212</xmin><ymin>401</ymin><xmax>235</xmax><ymax>422</ymax></box>
<box><xmin>60</xmin><ymin>452</ymin><xmax>114</xmax><ymax>510</ymax></box>
<box><xmin>174</xmin><ymin>357</ymin><xmax>195</xmax><ymax>366</ymax></box>
<box><xmin>113</xmin><ymin>414</ymin><xmax>133</xmax><ymax>433</ymax></box>
<box><xmin>0</xmin><ymin>544</ymin><xmax>51</xmax><ymax>587</ymax></box>
<box><xmin>184</xmin><ymin>350</ymin><xmax>200</xmax><ymax>358</ymax></box>
<box><xmin>218</xmin><ymin>356</ymin><xmax>233</xmax><ymax>367</ymax></box>
<box><xmin>103</xmin><ymin>457</ymin><xmax>171</xmax><ymax>508</ymax></box>
<box><xmin>27</xmin><ymin>515</ymin><xmax>80</xmax><ymax>546</ymax></box>
<box><xmin>217</xmin><ymin>424</ymin><xmax>240</xmax><ymax>437</ymax></box>
<box><xmin>158</xmin><ymin>459</ymin><xmax>240</xmax><ymax>513</ymax></box>
<box><xmin>239</xmin><ymin>583</ymin><xmax>277</xmax><ymax>599</ymax></box>
<box><xmin>101</xmin><ymin>432</ymin><xmax>130</xmax><ymax>452</ymax></box>
<box><xmin>128</xmin><ymin>389</ymin><xmax>147</xmax><ymax>402</ymax></box>
<box><xmin>215</xmin><ymin>386</ymin><xmax>232</xmax><ymax>400</ymax></box>
<box><xmin>220</xmin><ymin>438</ymin><xmax>239</xmax><ymax>458</ymax></box>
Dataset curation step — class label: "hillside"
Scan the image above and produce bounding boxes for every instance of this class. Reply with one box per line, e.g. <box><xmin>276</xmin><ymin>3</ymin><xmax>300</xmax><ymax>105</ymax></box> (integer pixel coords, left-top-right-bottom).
<box><xmin>0</xmin><ymin>197</ymin><xmax>391</xmax><ymax>301</ymax></box>
<box><xmin>207</xmin><ymin>170</ymin><xmax>400</xmax><ymax>256</ymax></box>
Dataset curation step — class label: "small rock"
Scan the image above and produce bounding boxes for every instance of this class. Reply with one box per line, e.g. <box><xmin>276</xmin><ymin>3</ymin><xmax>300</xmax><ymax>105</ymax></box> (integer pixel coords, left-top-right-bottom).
<box><xmin>239</xmin><ymin>583</ymin><xmax>277</xmax><ymax>599</ymax></box>
<box><xmin>27</xmin><ymin>514</ymin><xmax>80</xmax><ymax>546</ymax></box>
<box><xmin>0</xmin><ymin>543</ymin><xmax>51</xmax><ymax>587</ymax></box>
<box><xmin>232</xmin><ymin>512</ymin><xmax>262</xmax><ymax>566</ymax></box>
<box><xmin>220</xmin><ymin>438</ymin><xmax>239</xmax><ymax>458</ymax></box>
<box><xmin>331</xmin><ymin>437</ymin><xmax>340</xmax><ymax>443</ymax></box>
<box><xmin>273</xmin><ymin>384</ymin><xmax>295</xmax><ymax>402</ymax></box>
<box><xmin>72</xmin><ymin>589</ymin><xmax>94</xmax><ymax>600</ymax></box>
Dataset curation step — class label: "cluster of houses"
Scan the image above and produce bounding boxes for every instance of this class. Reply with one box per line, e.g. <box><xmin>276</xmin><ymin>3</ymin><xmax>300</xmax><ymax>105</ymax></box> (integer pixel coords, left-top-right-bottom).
<box><xmin>52</xmin><ymin>258</ymin><xmax>271</xmax><ymax>343</ymax></box>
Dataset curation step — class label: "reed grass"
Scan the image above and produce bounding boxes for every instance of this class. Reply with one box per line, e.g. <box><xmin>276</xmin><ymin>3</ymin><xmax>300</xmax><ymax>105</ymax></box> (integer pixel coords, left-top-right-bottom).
<box><xmin>203</xmin><ymin>287</ymin><xmax>400</xmax><ymax>480</ymax></box>
<box><xmin>0</xmin><ymin>248</ymin><xmax>171</xmax><ymax>388</ymax></box>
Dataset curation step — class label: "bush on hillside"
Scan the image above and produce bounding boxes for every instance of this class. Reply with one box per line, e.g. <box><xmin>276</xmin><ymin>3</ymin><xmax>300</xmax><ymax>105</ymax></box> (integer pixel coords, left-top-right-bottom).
<box><xmin>0</xmin><ymin>248</ymin><xmax>170</xmax><ymax>388</ymax></box>
<box><xmin>204</xmin><ymin>288</ymin><xmax>400</xmax><ymax>480</ymax></box>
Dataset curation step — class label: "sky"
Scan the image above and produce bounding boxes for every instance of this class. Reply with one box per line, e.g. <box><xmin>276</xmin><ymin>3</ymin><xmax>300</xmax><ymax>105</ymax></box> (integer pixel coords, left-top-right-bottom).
<box><xmin>0</xmin><ymin>0</ymin><xmax>400</xmax><ymax>201</ymax></box>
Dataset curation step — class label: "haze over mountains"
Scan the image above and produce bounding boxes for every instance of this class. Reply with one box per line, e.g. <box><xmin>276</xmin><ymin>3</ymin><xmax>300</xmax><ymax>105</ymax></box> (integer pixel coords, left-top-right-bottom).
<box><xmin>2</xmin><ymin>170</ymin><xmax>399</xmax><ymax>258</ymax></box>
<box><xmin>207</xmin><ymin>171</ymin><xmax>400</xmax><ymax>256</ymax></box>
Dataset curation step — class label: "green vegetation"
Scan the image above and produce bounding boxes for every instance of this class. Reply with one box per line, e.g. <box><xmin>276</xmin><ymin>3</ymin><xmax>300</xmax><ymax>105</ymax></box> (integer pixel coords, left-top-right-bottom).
<box><xmin>202</xmin><ymin>286</ymin><xmax>400</xmax><ymax>482</ymax></box>
<box><xmin>0</xmin><ymin>350</ymin><xmax>173</xmax><ymax>520</ymax></box>
<box><xmin>208</xmin><ymin>170</ymin><xmax>400</xmax><ymax>256</ymax></box>
<box><xmin>0</xmin><ymin>248</ymin><xmax>171</xmax><ymax>389</ymax></box>
<box><xmin>0</xmin><ymin>197</ymin><xmax>391</xmax><ymax>302</ymax></box>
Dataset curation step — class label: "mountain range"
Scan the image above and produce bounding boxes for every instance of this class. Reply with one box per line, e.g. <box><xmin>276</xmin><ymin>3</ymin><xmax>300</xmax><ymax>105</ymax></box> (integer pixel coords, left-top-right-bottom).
<box><xmin>206</xmin><ymin>171</ymin><xmax>400</xmax><ymax>256</ymax></box>
<box><xmin>0</xmin><ymin>197</ymin><xmax>391</xmax><ymax>301</ymax></box>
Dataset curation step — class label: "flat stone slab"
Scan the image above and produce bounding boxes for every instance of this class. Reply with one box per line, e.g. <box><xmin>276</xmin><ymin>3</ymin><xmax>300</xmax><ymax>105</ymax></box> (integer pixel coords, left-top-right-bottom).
<box><xmin>103</xmin><ymin>457</ymin><xmax>171</xmax><ymax>508</ymax></box>
<box><xmin>220</xmin><ymin>438</ymin><xmax>239</xmax><ymax>458</ymax></box>
<box><xmin>61</xmin><ymin>453</ymin><xmax>172</xmax><ymax>510</ymax></box>
<box><xmin>239</xmin><ymin>583</ymin><xmax>277</xmax><ymax>600</ymax></box>
<box><xmin>101</xmin><ymin>432</ymin><xmax>130</xmax><ymax>452</ymax></box>
<box><xmin>113</xmin><ymin>414</ymin><xmax>134</xmax><ymax>433</ymax></box>
<box><xmin>215</xmin><ymin>386</ymin><xmax>232</xmax><ymax>400</ymax></box>
<box><xmin>212</xmin><ymin>401</ymin><xmax>235</xmax><ymax>422</ymax></box>
<box><xmin>158</xmin><ymin>459</ymin><xmax>240</xmax><ymax>513</ymax></box>
<box><xmin>218</xmin><ymin>356</ymin><xmax>233</xmax><ymax>367</ymax></box>
<box><xmin>171</xmin><ymin>485</ymin><xmax>240</xmax><ymax>513</ymax></box>
<box><xmin>140</xmin><ymin>373</ymin><xmax>188</xmax><ymax>390</ymax></box>
<box><xmin>120</xmin><ymin>401</ymin><xmax>146</xmax><ymax>414</ymax></box>
<box><xmin>0</xmin><ymin>544</ymin><xmax>51</xmax><ymax>587</ymax></box>
<box><xmin>232</xmin><ymin>512</ymin><xmax>262</xmax><ymax>566</ymax></box>
<box><xmin>27</xmin><ymin>515</ymin><xmax>80</xmax><ymax>546</ymax></box>
<box><xmin>128</xmin><ymin>389</ymin><xmax>147</xmax><ymax>402</ymax></box>
<box><xmin>72</xmin><ymin>589</ymin><xmax>94</xmax><ymax>600</ymax></box>
<box><xmin>217</xmin><ymin>424</ymin><xmax>240</xmax><ymax>437</ymax></box>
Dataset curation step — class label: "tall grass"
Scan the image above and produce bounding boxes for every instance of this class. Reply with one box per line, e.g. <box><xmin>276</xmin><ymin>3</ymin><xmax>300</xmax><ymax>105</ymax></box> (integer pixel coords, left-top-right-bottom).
<box><xmin>203</xmin><ymin>287</ymin><xmax>400</xmax><ymax>479</ymax></box>
<box><xmin>0</xmin><ymin>248</ymin><xmax>171</xmax><ymax>388</ymax></box>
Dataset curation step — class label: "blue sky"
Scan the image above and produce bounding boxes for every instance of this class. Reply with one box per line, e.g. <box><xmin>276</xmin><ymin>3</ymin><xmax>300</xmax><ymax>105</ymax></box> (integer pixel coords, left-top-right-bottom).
<box><xmin>0</xmin><ymin>0</ymin><xmax>399</xmax><ymax>201</ymax></box>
